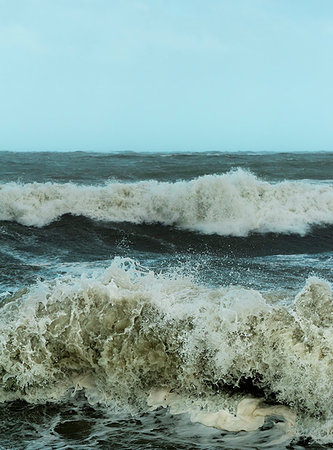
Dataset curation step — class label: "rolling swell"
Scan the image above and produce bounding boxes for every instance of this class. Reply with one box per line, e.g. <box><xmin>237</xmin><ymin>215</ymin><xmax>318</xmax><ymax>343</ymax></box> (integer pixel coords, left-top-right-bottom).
<box><xmin>0</xmin><ymin>259</ymin><xmax>332</xmax><ymax>442</ymax></box>
<box><xmin>1</xmin><ymin>151</ymin><xmax>333</xmax><ymax>184</ymax></box>
<box><xmin>0</xmin><ymin>169</ymin><xmax>333</xmax><ymax>236</ymax></box>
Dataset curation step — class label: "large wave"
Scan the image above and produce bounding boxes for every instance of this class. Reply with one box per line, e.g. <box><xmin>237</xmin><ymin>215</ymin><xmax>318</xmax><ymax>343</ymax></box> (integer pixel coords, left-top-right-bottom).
<box><xmin>0</xmin><ymin>258</ymin><xmax>332</xmax><ymax>442</ymax></box>
<box><xmin>1</xmin><ymin>169</ymin><xmax>333</xmax><ymax>235</ymax></box>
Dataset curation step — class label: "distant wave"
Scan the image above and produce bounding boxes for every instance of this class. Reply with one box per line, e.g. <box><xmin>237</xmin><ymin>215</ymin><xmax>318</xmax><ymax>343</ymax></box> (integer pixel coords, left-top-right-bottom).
<box><xmin>0</xmin><ymin>258</ymin><xmax>332</xmax><ymax>442</ymax></box>
<box><xmin>0</xmin><ymin>169</ymin><xmax>333</xmax><ymax>236</ymax></box>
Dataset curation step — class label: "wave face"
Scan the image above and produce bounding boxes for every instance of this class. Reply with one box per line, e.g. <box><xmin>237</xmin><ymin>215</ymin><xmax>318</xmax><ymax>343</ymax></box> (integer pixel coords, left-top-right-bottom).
<box><xmin>0</xmin><ymin>259</ymin><xmax>332</xmax><ymax>442</ymax></box>
<box><xmin>0</xmin><ymin>169</ymin><xmax>333</xmax><ymax>236</ymax></box>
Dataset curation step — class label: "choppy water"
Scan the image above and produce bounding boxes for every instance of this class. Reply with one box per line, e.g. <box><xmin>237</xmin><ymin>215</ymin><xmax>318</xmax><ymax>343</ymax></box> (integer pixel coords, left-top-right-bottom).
<box><xmin>0</xmin><ymin>151</ymin><xmax>332</xmax><ymax>449</ymax></box>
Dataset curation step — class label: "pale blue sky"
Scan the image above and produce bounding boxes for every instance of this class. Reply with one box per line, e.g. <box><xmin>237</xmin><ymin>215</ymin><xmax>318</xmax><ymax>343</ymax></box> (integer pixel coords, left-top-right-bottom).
<box><xmin>0</xmin><ymin>0</ymin><xmax>333</xmax><ymax>152</ymax></box>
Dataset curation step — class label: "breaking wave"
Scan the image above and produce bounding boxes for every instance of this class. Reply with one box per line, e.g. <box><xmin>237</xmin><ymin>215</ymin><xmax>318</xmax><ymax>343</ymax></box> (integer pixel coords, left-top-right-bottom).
<box><xmin>1</xmin><ymin>169</ymin><xmax>333</xmax><ymax>236</ymax></box>
<box><xmin>0</xmin><ymin>258</ymin><xmax>332</xmax><ymax>442</ymax></box>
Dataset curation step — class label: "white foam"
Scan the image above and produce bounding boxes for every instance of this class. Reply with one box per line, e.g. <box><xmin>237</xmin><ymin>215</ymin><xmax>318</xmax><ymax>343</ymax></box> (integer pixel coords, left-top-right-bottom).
<box><xmin>148</xmin><ymin>389</ymin><xmax>295</xmax><ymax>433</ymax></box>
<box><xmin>1</xmin><ymin>169</ymin><xmax>332</xmax><ymax>235</ymax></box>
<box><xmin>0</xmin><ymin>259</ymin><xmax>331</xmax><ymax>442</ymax></box>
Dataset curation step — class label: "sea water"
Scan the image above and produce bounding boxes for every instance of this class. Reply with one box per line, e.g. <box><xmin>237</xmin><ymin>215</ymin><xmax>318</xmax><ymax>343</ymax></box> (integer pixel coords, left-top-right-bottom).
<box><xmin>0</xmin><ymin>151</ymin><xmax>332</xmax><ymax>449</ymax></box>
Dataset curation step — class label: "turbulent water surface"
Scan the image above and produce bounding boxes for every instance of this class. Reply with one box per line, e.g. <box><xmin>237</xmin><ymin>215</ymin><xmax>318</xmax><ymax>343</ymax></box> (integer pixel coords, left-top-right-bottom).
<box><xmin>0</xmin><ymin>151</ymin><xmax>332</xmax><ymax>449</ymax></box>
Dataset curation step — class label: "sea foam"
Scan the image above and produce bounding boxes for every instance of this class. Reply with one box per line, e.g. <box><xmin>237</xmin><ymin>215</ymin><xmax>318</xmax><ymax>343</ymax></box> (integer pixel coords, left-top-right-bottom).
<box><xmin>0</xmin><ymin>169</ymin><xmax>332</xmax><ymax>235</ymax></box>
<box><xmin>0</xmin><ymin>258</ymin><xmax>332</xmax><ymax>442</ymax></box>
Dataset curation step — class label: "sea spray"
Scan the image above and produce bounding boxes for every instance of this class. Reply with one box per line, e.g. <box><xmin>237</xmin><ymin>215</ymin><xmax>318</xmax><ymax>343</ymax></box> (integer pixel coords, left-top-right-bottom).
<box><xmin>0</xmin><ymin>258</ymin><xmax>332</xmax><ymax>442</ymax></box>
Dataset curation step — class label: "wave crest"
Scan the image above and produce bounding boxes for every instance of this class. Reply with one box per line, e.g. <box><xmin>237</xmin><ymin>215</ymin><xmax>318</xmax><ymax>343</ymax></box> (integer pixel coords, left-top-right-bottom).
<box><xmin>1</xmin><ymin>169</ymin><xmax>333</xmax><ymax>235</ymax></box>
<box><xmin>0</xmin><ymin>259</ymin><xmax>332</xmax><ymax>441</ymax></box>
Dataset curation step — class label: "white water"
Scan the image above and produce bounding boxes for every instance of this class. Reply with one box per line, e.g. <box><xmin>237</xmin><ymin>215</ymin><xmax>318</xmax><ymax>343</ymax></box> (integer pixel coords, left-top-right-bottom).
<box><xmin>0</xmin><ymin>258</ymin><xmax>332</xmax><ymax>443</ymax></box>
<box><xmin>1</xmin><ymin>169</ymin><xmax>333</xmax><ymax>235</ymax></box>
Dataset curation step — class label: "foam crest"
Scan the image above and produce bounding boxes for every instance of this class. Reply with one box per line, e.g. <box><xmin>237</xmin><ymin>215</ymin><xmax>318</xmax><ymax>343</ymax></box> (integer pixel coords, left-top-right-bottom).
<box><xmin>1</xmin><ymin>169</ymin><xmax>333</xmax><ymax>235</ymax></box>
<box><xmin>0</xmin><ymin>259</ymin><xmax>332</xmax><ymax>441</ymax></box>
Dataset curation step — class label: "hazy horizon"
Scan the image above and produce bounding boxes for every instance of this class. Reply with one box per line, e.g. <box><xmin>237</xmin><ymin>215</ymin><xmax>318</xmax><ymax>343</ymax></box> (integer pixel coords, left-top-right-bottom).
<box><xmin>1</xmin><ymin>148</ymin><xmax>333</xmax><ymax>154</ymax></box>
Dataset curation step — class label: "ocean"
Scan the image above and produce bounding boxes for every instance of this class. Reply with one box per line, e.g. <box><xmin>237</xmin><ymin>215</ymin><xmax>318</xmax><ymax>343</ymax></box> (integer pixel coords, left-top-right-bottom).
<box><xmin>0</xmin><ymin>151</ymin><xmax>332</xmax><ymax>449</ymax></box>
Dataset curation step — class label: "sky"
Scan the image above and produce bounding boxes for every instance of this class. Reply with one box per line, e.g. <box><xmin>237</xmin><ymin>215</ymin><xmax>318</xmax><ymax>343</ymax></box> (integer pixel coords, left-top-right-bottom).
<box><xmin>0</xmin><ymin>0</ymin><xmax>333</xmax><ymax>152</ymax></box>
